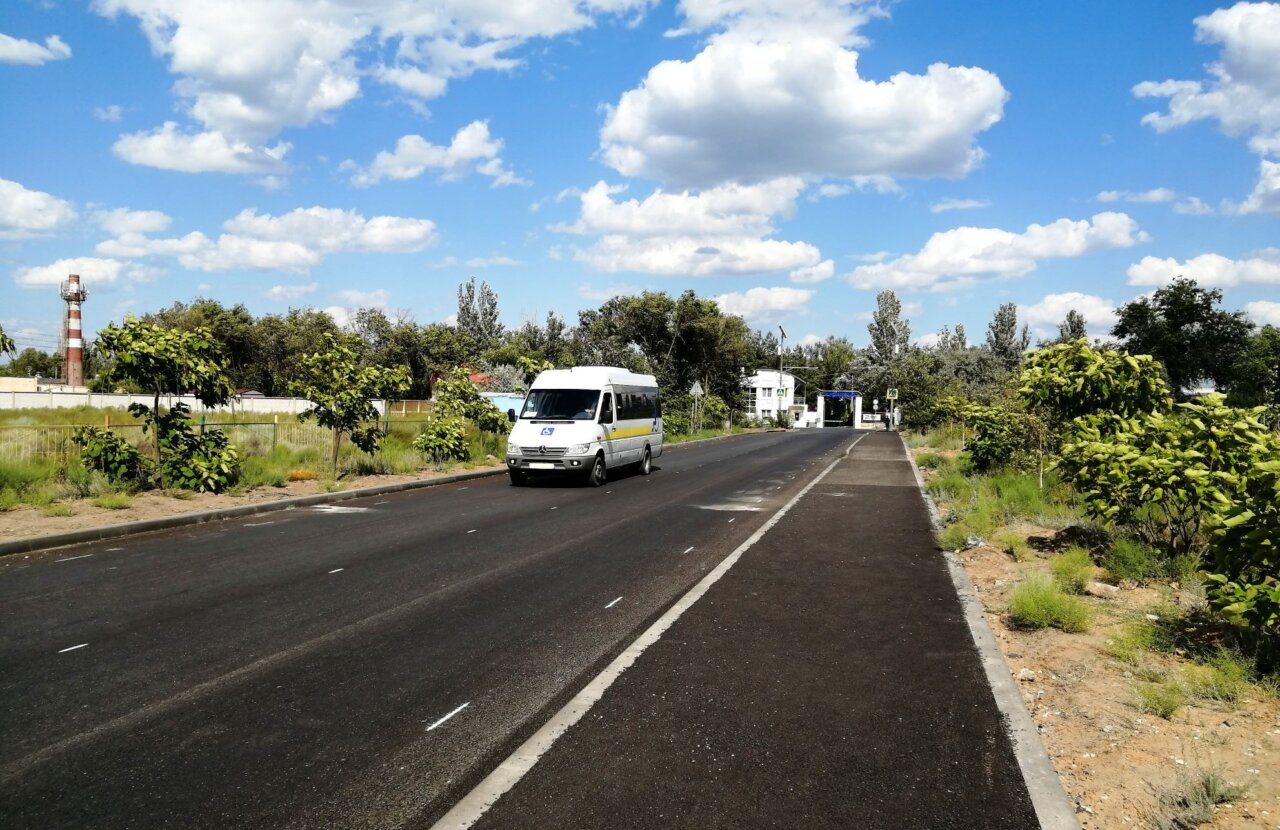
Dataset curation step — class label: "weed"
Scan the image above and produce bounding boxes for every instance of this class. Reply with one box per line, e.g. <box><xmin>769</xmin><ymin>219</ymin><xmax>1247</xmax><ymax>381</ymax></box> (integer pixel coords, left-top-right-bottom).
<box><xmin>0</xmin><ymin>489</ymin><xmax>22</xmax><ymax>511</ymax></box>
<box><xmin>916</xmin><ymin>452</ymin><xmax>944</xmax><ymax>469</ymax></box>
<box><xmin>1052</xmin><ymin>547</ymin><xmax>1094</xmax><ymax>594</ymax></box>
<box><xmin>92</xmin><ymin>493</ymin><xmax>133</xmax><ymax>510</ymax></box>
<box><xmin>993</xmin><ymin>528</ymin><xmax>1033</xmax><ymax>561</ymax></box>
<box><xmin>320</xmin><ymin>481</ymin><xmax>344</xmax><ymax>493</ymax></box>
<box><xmin>1008</xmin><ymin>573</ymin><xmax>1091</xmax><ymax>632</ymax></box>
<box><xmin>1102</xmin><ymin>537</ymin><xmax>1163</xmax><ymax>584</ymax></box>
<box><xmin>1148</xmin><ymin>768</ymin><xmax>1248</xmax><ymax>830</ymax></box>
<box><xmin>41</xmin><ymin>503</ymin><xmax>72</xmax><ymax>517</ymax></box>
<box><xmin>1136</xmin><ymin>681</ymin><xmax>1186</xmax><ymax>719</ymax></box>
<box><xmin>163</xmin><ymin>488</ymin><xmax>196</xmax><ymax>500</ymax></box>
<box><xmin>287</xmin><ymin>468</ymin><xmax>317</xmax><ymax>482</ymax></box>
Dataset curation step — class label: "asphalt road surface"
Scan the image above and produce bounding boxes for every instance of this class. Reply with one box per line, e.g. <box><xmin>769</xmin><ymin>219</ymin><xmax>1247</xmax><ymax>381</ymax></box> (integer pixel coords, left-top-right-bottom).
<box><xmin>1</xmin><ymin>429</ymin><xmax>859</xmax><ymax>829</ymax></box>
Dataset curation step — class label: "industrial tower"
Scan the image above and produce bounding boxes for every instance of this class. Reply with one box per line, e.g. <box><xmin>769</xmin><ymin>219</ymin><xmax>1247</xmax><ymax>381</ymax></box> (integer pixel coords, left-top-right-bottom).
<box><xmin>59</xmin><ymin>273</ymin><xmax>89</xmax><ymax>387</ymax></box>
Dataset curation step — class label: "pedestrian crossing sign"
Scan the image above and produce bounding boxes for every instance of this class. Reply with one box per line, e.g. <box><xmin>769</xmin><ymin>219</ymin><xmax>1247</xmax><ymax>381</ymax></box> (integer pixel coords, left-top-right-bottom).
<box><xmin>886</xmin><ymin>388</ymin><xmax>899</xmax><ymax>400</ymax></box>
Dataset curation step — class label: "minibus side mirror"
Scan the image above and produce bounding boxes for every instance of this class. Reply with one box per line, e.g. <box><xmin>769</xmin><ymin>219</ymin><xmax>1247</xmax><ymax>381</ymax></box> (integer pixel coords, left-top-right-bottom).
<box><xmin>507</xmin><ymin>408</ymin><xmax>516</xmax><ymax>423</ymax></box>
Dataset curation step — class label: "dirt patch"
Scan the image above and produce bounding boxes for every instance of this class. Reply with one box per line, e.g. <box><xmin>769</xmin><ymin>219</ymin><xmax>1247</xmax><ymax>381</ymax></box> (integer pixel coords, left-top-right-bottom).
<box><xmin>0</xmin><ymin>463</ymin><xmax>505</xmax><ymax>546</ymax></box>
<box><xmin>962</xmin><ymin>544</ymin><xmax>1279</xmax><ymax>829</ymax></box>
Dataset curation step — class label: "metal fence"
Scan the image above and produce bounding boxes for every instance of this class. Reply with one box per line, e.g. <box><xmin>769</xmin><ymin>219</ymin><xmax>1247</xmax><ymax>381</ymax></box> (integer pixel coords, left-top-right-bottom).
<box><xmin>0</xmin><ymin>418</ymin><xmax>437</xmax><ymax>464</ymax></box>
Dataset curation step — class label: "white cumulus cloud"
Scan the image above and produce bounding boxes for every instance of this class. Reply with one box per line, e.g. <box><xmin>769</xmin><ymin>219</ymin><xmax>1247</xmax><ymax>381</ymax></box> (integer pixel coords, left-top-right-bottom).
<box><xmin>345</xmin><ymin>121</ymin><xmax>524</xmax><ymax>187</ymax></box>
<box><xmin>1020</xmin><ymin>292</ymin><xmax>1118</xmax><ymax>338</ymax></box>
<box><xmin>94</xmin><ymin>208</ymin><xmax>172</xmax><ymax>236</ymax></box>
<box><xmin>0</xmin><ymin>178</ymin><xmax>77</xmax><ymax>239</ymax></box>
<box><xmin>930</xmin><ymin>198</ymin><xmax>990</xmax><ymax>213</ymax></box>
<box><xmin>1127</xmin><ymin>251</ymin><xmax>1280</xmax><ymax>287</ymax></box>
<box><xmin>556</xmin><ymin>178</ymin><xmax>821</xmax><ymax>276</ymax></box>
<box><xmin>713</xmin><ymin>286</ymin><xmax>815</xmax><ymax>323</ymax></box>
<box><xmin>1245</xmin><ymin>299</ymin><xmax>1280</xmax><ymax>325</ymax></box>
<box><xmin>0</xmin><ymin>33</ymin><xmax>71</xmax><ymax>65</ymax></box>
<box><xmin>1097</xmin><ymin>188</ymin><xmax>1177</xmax><ymax>203</ymax></box>
<box><xmin>789</xmin><ymin>260</ymin><xmax>835</xmax><ymax>283</ymax></box>
<box><xmin>14</xmin><ymin>257</ymin><xmax>128</xmax><ymax>287</ymax></box>
<box><xmin>1226</xmin><ymin>159</ymin><xmax>1280</xmax><ymax>214</ymax></box>
<box><xmin>265</xmin><ymin>282</ymin><xmax>319</xmax><ymax>302</ymax></box>
<box><xmin>334</xmin><ymin>288</ymin><xmax>390</xmax><ymax>307</ymax></box>
<box><xmin>91</xmin><ymin>1</ymin><xmax>649</xmax><ymax>173</ymax></box>
<box><xmin>847</xmin><ymin>212</ymin><xmax>1148</xmax><ymax>292</ymax></box>
<box><xmin>96</xmin><ymin>206</ymin><xmax>437</xmax><ymax>273</ymax></box>
<box><xmin>112</xmin><ymin>123</ymin><xmax>291</xmax><ymax>174</ymax></box>
<box><xmin>599</xmin><ymin>33</ymin><xmax>1007</xmax><ymax>188</ymax></box>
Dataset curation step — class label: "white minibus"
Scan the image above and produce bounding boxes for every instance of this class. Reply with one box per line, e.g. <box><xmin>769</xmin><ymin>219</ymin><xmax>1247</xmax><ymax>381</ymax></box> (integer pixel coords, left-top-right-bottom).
<box><xmin>505</xmin><ymin>366</ymin><xmax>663</xmax><ymax>486</ymax></box>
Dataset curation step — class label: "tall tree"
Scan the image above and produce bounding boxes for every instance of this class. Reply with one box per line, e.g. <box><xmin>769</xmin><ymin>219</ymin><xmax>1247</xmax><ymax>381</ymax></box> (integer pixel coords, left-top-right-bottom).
<box><xmin>0</xmin><ymin>347</ymin><xmax>61</xmax><ymax>378</ymax></box>
<box><xmin>456</xmin><ymin>277</ymin><xmax>503</xmax><ymax>351</ymax></box>
<box><xmin>1112</xmin><ymin>277</ymin><xmax>1254</xmax><ymax>398</ymax></box>
<box><xmin>1057</xmin><ymin>309</ymin><xmax>1087</xmax><ymax>342</ymax></box>
<box><xmin>986</xmin><ymin>302</ymin><xmax>1028</xmax><ymax>370</ymax></box>
<box><xmin>1226</xmin><ymin>325</ymin><xmax>1280</xmax><ymax>407</ymax></box>
<box><xmin>867</xmin><ymin>290</ymin><xmax>910</xmax><ymax>364</ymax></box>
<box><xmin>143</xmin><ymin>298</ymin><xmax>259</xmax><ymax>389</ymax></box>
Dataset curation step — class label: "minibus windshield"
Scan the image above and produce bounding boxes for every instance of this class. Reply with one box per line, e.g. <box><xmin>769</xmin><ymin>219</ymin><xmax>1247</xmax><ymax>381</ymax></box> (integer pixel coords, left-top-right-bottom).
<box><xmin>521</xmin><ymin>389</ymin><xmax>600</xmax><ymax>420</ymax></box>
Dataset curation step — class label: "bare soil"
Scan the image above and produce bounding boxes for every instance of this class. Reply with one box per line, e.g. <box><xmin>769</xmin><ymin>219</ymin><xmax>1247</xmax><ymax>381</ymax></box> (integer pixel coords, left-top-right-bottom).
<box><xmin>0</xmin><ymin>463</ymin><xmax>506</xmax><ymax>544</ymax></box>
<box><xmin>913</xmin><ymin>448</ymin><xmax>1280</xmax><ymax>829</ymax></box>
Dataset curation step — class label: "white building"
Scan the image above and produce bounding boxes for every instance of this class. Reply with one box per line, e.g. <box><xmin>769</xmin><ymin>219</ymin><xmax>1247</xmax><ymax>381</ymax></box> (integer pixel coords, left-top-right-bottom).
<box><xmin>745</xmin><ymin>370</ymin><xmax>810</xmax><ymax>425</ymax></box>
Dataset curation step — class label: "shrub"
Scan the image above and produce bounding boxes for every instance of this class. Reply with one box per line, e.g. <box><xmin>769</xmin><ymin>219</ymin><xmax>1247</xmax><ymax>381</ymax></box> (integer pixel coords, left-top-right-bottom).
<box><xmin>72</xmin><ymin>426</ymin><xmax>154</xmax><ymax>487</ymax></box>
<box><xmin>435</xmin><ymin>367</ymin><xmax>510</xmax><ymax>435</ymax></box>
<box><xmin>1052</xmin><ymin>547</ymin><xmax>1094</xmax><ymax>594</ymax></box>
<box><xmin>153</xmin><ymin>407</ymin><xmax>240</xmax><ymax>494</ymax></box>
<box><xmin>916</xmin><ymin>452</ymin><xmax>944</xmax><ymax>469</ymax></box>
<box><xmin>93</xmin><ymin>493</ymin><xmax>133</xmax><ymax>510</ymax></box>
<box><xmin>963</xmin><ymin>403</ymin><xmax>1044</xmax><ymax>473</ymax></box>
<box><xmin>1058</xmin><ymin>395</ymin><xmax>1277</xmax><ymax>558</ymax></box>
<box><xmin>1205</xmin><ymin>456</ymin><xmax>1280</xmax><ymax>665</ymax></box>
<box><xmin>1008</xmin><ymin>573</ymin><xmax>1091</xmax><ymax>632</ymax></box>
<box><xmin>413</xmin><ymin>414</ymin><xmax>468</xmax><ymax>463</ymax></box>
<box><xmin>1019</xmin><ymin>339</ymin><xmax>1171</xmax><ymax>430</ymax></box>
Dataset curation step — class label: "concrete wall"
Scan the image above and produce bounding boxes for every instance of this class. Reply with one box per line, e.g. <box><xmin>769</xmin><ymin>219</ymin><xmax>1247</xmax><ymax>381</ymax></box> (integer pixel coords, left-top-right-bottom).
<box><xmin>0</xmin><ymin>390</ymin><xmax>386</xmax><ymax>415</ymax></box>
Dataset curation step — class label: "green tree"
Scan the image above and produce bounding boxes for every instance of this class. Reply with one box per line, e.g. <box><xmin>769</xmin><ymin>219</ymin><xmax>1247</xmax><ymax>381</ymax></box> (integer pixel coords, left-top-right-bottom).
<box><xmin>1227</xmin><ymin>325</ymin><xmax>1280</xmax><ymax>408</ymax></box>
<box><xmin>93</xmin><ymin>317</ymin><xmax>238</xmax><ymax>488</ymax></box>
<box><xmin>456</xmin><ymin>277</ymin><xmax>504</xmax><ymax>351</ymax></box>
<box><xmin>289</xmin><ymin>332</ymin><xmax>411</xmax><ymax>472</ymax></box>
<box><xmin>986</xmin><ymin>302</ymin><xmax>1029</xmax><ymax>370</ymax></box>
<box><xmin>1020</xmin><ymin>339</ymin><xmax>1172</xmax><ymax>430</ymax></box>
<box><xmin>1112</xmin><ymin>277</ymin><xmax>1254</xmax><ymax>399</ymax></box>
<box><xmin>0</xmin><ymin>347</ymin><xmax>61</xmax><ymax>378</ymax></box>
<box><xmin>143</xmin><ymin>298</ymin><xmax>260</xmax><ymax>390</ymax></box>
<box><xmin>0</xmin><ymin>324</ymin><xmax>14</xmax><ymax>357</ymax></box>
<box><xmin>252</xmin><ymin>308</ymin><xmax>342</xmax><ymax>396</ymax></box>
<box><xmin>867</xmin><ymin>290</ymin><xmax>910</xmax><ymax>364</ymax></box>
<box><xmin>1057</xmin><ymin>309</ymin><xmax>1087</xmax><ymax>342</ymax></box>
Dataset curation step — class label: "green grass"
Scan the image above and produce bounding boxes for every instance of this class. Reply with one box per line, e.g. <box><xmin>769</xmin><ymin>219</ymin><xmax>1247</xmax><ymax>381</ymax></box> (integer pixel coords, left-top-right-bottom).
<box><xmin>1149</xmin><ymin>768</ymin><xmax>1248</xmax><ymax>830</ymax></box>
<box><xmin>92</xmin><ymin>492</ymin><xmax>133</xmax><ymax>510</ymax></box>
<box><xmin>1052</xmin><ymin>547</ymin><xmax>1094</xmax><ymax>594</ymax></box>
<box><xmin>993</xmin><ymin>528</ymin><xmax>1033</xmax><ymax>561</ymax></box>
<box><xmin>1008</xmin><ymin>573</ymin><xmax>1091</xmax><ymax>632</ymax></box>
<box><xmin>1102</xmin><ymin>537</ymin><xmax>1164</xmax><ymax>583</ymax></box>
<box><xmin>1182</xmin><ymin>655</ymin><xmax>1248</xmax><ymax>707</ymax></box>
<box><xmin>40</xmin><ymin>502</ymin><xmax>72</xmax><ymax>517</ymax></box>
<box><xmin>1136</xmin><ymin>680</ymin><xmax>1186</xmax><ymax>719</ymax></box>
<box><xmin>915</xmin><ymin>451</ymin><xmax>946</xmax><ymax>469</ymax></box>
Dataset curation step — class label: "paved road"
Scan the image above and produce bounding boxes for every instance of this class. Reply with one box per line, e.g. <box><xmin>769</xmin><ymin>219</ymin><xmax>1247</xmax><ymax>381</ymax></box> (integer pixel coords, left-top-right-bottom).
<box><xmin>462</xmin><ymin>432</ymin><xmax>1040</xmax><ymax>829</ymax></box>
<box><xmin>0</xmin><ymin>429</ymin><xmax>854</xmax><ymax>829</ymax></box>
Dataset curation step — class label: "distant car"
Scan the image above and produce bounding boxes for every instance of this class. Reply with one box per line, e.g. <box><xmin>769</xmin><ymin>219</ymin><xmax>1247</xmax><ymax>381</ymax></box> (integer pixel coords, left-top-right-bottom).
<box><xmin>505</xmin><ymin>366</ymin><xmax>662</xmax><ymax>487</ymax></box>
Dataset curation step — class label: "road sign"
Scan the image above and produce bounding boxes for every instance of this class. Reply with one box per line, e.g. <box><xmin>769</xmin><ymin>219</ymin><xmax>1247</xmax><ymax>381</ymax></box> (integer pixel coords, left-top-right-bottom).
<box><xmin>689</xmin><ymin>381</ymin><xmax>704</xmax><ymax>397</ymax></box>
<box><xmin>886</xmin><ymin>388</ymin><xmax>899</xmax><ymax>401</ymax></box>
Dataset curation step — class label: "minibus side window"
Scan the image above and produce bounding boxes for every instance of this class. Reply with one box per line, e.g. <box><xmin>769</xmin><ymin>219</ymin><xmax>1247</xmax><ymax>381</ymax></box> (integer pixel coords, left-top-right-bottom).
<box><xmin>599</xmin><ymin>392</ymin><xmax>614</xmax><ymax>423</ymax></box>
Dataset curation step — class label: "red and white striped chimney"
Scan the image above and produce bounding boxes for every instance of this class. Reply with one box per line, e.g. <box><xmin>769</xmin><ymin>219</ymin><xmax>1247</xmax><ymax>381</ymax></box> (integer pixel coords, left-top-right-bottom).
<box><xmin>60</xmin><ymin>274</ymin><xmax>88</xmax><ymax>387</ymax></box>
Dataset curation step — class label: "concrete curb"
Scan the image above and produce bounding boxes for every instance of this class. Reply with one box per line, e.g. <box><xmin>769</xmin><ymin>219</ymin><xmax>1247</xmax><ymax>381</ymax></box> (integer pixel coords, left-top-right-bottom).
<box><xmin>903</xmin><ymin>441</ymin><xmax>1081</xmax><ymax>830</ymax></box>
<box><xmin>0</xmin><ymin>428</ymin><xmax>772</xmax><ymax>558</ymax></box>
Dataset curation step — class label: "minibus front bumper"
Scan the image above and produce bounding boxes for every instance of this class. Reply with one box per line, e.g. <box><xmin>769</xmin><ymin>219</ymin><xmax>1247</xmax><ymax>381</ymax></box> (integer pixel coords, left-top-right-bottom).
<box><xmin>506</xmin><ymin>454</ymin><xmax>594</xmax><ymax>473</ymax></box>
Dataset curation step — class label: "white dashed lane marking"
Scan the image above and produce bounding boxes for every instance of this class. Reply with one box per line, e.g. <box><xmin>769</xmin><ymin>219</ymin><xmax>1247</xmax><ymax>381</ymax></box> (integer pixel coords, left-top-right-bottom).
<box><xmin>58</xmin><ymin>643</ymin><xmax>88</xmax><ymax>654</ymax></box>
<box><xmin>56</xmin><ymin>554</ymin><xmax>93</xmax><ymax>563</ymax></box>
<box><xmin>427</xmin><ymin>702</ymin><xmax>470</xmax><ymax>732</ymax></box>
<box><xmin>329</xmin><ymin>568</ymin><xmax>344</xmax><ymax>574</ymax></box>
<box><xmin>605</xmin><ymin>596</ymin><xmax>623</xmax><ymax>609</ymax></box>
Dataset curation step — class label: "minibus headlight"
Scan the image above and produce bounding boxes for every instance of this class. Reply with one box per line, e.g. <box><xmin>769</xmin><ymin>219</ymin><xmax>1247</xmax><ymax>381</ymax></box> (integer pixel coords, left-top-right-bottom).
<box><xmin>567</xmin><ymin>443</ymin><xmax>591</xmax><ymax>455</ymax></box>
<box><xmin>506</xmin><ymin>441</ymin><xmax>520</xmax><ymax>456</ymax></box>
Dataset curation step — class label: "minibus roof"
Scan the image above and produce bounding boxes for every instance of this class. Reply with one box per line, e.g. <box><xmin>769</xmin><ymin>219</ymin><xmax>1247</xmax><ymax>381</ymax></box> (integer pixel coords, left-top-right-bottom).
<box><xmin>530</xmin><ymin>366</ymin><xmax>658</xmax><ymax>390</ymax></box>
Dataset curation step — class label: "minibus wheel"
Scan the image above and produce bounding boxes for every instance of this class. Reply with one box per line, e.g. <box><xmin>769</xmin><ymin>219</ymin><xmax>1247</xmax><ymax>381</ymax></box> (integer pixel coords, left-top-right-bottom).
<box><xmin>638</xmin><ymin>445</ymin><xmax>652</xmax><ymax>475</ymax></box>
<box><xmin>587</xmin><ymin>453</ymin><xmax>607</xmax><ymax>487</ymax></box>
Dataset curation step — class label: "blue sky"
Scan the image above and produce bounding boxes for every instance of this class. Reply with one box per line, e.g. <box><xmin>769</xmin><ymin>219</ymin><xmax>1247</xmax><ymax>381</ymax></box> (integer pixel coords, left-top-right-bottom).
<box><xmin>2</xmin><ymin>0</ymin><xmax>1278</xmax><ymax>358</ymax></box>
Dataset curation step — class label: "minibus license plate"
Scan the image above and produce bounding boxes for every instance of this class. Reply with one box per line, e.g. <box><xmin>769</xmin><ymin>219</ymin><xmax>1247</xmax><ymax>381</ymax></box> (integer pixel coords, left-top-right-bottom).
<box><xmin>529</xmin><ymin>462</ymin><xmax>555</xmax><ymax>470</ymax></box>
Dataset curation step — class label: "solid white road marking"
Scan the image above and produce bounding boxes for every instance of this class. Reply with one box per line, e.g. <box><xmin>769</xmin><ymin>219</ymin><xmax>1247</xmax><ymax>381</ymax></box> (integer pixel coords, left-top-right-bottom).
<box><xmin>683</xmin><ymin>546</ymin><xmax>694</xmax><ymax>554</ymax></box>
<box><xmin>312</xmin><ymin>505</ymin><xmax>370</xmax><ymax>514</ymax></box>
<box><xmin>329</xmin><ymin>568</ymin><xmax>344</xmax><ymax>574</ymax></box>
<box><xmin>427</xmin><ymin>702</ymin><xmax>470</xmax><ymax>731</ymax></box>
<box><xmin>605</xmin><ymin>596</ymin><xmax>622</xmax><ymax>609</ymax></box>
<box><xmin>58</xmin><ymin>644</ymin><xmax>88</xmax><ymax>653</ymax></box>
<box><xmin>56</xmin><ymin>554</ymin><xmax>93</xmax><ymax>563</ymax></box>
<box><xmin>245</xmin><ymin>521</ymin><xmax>275</xmax><ymax>527</ymax></box>
<box><xmin>430</xmin><ymin>432</ymin><xmax>867</xmax><ymax>830</ymax></box>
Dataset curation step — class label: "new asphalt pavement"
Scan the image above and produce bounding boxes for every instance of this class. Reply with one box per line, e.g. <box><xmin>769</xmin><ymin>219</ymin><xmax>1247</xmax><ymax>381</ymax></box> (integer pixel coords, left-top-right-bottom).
<box><xmin>0</xmin><ymin>429</ymin><xmax>1044</xmax><ymax>829</ymax></box>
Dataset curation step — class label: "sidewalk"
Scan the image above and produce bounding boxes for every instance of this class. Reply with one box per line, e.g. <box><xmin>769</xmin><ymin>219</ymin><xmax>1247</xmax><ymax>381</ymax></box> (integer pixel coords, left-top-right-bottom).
<box><xmin>455</xmin><ymin>432</ymin><xmax>1052</xmax><ymax>829</ymax></box>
